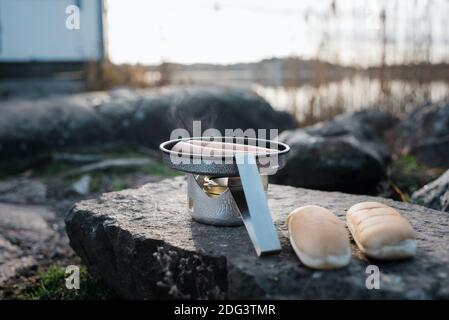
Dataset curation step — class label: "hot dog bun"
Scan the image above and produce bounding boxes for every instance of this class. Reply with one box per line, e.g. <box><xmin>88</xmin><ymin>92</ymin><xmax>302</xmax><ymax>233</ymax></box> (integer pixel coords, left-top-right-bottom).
<box><xmin>171</xmin><ymin>140</ymin><xmax>278</xmax><ymax>156</ymax></box>
<box><xmin>287</xmin><ymin>205</ymin><xmax>351</xmax><ymax>270</ymax></box>
<box><xmin>346</xmin><ymin>202</ymin><xmax>416</xmax><ymax>260</ymax></box>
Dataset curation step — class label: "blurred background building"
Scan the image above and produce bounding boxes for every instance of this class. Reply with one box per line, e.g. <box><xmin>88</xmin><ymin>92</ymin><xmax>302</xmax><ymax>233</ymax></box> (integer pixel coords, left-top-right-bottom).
<box><xmin>0</xmin><ymin>0</ymin><xmax>107</xmax><ymax>98</ymax></box>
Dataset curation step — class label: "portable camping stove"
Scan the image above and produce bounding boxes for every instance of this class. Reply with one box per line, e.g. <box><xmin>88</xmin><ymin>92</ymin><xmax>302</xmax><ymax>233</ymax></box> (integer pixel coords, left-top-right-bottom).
<box><xmin>159</xmin><ymin>137</ymin><xmax>290</xmax><ymax>256</ymax></box>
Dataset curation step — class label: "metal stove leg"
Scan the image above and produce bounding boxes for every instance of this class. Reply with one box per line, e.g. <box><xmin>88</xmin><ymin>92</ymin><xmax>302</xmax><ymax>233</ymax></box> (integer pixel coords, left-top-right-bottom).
<box><xmin>234</xmin><ymin>153</ymin><xmax>281</xmax><ymax>256</ymax></box>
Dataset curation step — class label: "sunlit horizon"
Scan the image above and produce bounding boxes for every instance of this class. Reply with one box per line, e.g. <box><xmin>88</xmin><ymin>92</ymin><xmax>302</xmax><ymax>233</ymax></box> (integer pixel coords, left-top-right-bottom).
<box><xmin>107</xmin><ymin>0</ymin><xmax>449</xmax><ymax>67</ymax></box>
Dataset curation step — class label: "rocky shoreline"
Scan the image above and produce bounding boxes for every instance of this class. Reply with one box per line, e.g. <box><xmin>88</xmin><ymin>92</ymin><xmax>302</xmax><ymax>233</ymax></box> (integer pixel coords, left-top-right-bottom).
<box><xmin>1</xmin><ymin>86</ymin><xmax>448</xmax><ymax>299</ymax></box>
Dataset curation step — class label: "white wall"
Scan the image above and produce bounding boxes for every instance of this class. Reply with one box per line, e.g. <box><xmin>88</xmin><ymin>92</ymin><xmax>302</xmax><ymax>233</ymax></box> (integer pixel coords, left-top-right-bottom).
<box><xmin>0</xmin><ymin>0</ymin><xmax>104</xmax><ymax>62</ymax></box>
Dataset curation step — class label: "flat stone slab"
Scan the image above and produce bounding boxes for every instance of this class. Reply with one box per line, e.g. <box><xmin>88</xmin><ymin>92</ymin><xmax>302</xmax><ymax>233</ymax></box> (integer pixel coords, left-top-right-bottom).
<box><xmin>66</xmin><ymin>177</ymin><xmax>449</xmax><ymax>299</ymax></box>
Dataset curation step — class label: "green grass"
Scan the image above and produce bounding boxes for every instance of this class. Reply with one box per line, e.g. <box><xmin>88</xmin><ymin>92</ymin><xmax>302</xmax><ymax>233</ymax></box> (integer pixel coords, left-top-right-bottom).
<box><xmin>89</xmin><ymin>175</ymin><xmax>103</xmax><ymax>192</ymax></box>
<box><xmin>388</xmin><ymin>154</ymin><xmax>444</xmax><ymax>201</ymax></box>
<box><xmin>396</xmin><ymin>154</ymin><xmax>421</xmax><ymax>172</ymax></box>
<box><xmin>141</xmin><ymin>162</ymin><xmax>181</xmax><ymax>178</ymax></box>
<box><xmin>29</xmin><ymin>148</ymin><xmax>180</xmax><ymax>179</ymax></box>
<box><xmin>31</xmin><ymin>162</ymin><xmax>73</xmax><ymax>178</ymax></box>
<box><xmin>27</xmin><ymin>265</ymin><xmax>117</xmax><ymax>300</ymax></box>
<box><xmin>102</xmin><ymin>148</ymin><xmax>146</xmax><ymax>159</ymax></box>
<box><xmin>391</xmin><ymin>155</ymin><xmax>428</xmax><ymax>191</ymax></box>
<box><xmin>22</xmin><ymin>148</ymin><xmax>180</xmax><ymax>195</ymax></box>
<box><xmin>111</xmin><ymin>177</ymin><xmax>128</xmax><ymax>191</ymax></box>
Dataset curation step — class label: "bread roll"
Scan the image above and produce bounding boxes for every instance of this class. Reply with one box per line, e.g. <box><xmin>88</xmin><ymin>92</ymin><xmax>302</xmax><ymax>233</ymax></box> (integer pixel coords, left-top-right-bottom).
<box><xmin>287</xmin><ymin>205</ymin><xmax>351</xmax><ymax>270</ymax></box>
<box><xmin>346</xmin><ymin>202</ymin><xmax>416</xmax><ymax>260</ymax></box>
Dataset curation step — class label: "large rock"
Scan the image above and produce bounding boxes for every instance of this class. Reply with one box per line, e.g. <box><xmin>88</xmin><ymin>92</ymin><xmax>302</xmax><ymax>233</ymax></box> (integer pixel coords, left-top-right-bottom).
<box><xmin>271</xmin><ymin>109</ymin><xmax>397</xmax><ymax>193</ymax></box>
<box><xmin>412</xmin><ymin>169</ymin><xmax>449</xmax><ymax>212</ymax></box>
<box><xmin>271</xmin><ymin>131</ymin><xmax>385</xmax><ymax>193</ymax></box>
<box><xmin>397</xmin><ymin>103</ymin><xmax>449</xmax><ymax>167</ymax></box>
<box><xmin>66</xmin><ymin>177</ymin><xmax>449</xmax><ymax>299</ymax></box>
<box><xmin>305</xmin><ymin>109</ymin><xmax>398</xmax><ymax>163</ymax></box>
<box><xmin>0</xmin><ymin>86</ymin><xmax>296</xmax><ymax>172</ymax></box>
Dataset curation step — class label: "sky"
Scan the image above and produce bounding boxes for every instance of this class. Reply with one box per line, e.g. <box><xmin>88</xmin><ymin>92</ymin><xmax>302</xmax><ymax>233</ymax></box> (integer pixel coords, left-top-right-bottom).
<box><xmin>107</xmin><ymin>0</ymin><xmax>449</xmax><ymax>66</ymax></box>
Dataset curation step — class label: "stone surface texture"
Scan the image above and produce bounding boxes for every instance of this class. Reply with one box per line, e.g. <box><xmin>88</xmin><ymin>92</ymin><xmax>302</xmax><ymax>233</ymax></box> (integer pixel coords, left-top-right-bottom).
<box><xmin>0</xmin><ymin>178</ymin><xmax>47</xmax><ymax>204</ymax></box>
<box><xmin>0</xmin><ymin>203</ymin><xmax>70</xmax><ymax>285</ymax></box>
<box><xmin>66</xmin><ymin>177</ymin><xmax>449</xmax><ymax>299</ymax></box>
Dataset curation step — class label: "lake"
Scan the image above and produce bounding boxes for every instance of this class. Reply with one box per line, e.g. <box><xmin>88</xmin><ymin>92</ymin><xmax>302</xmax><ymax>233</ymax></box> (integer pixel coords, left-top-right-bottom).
<box><xmin>163</xmin><ymin>69</ymin><xmax>449</xmax><ymax>125</ymax></box>
<box><xmin>253</xmin><ymin>75</ymin><xmax>449</xmax><ymax>124</ymax></box>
